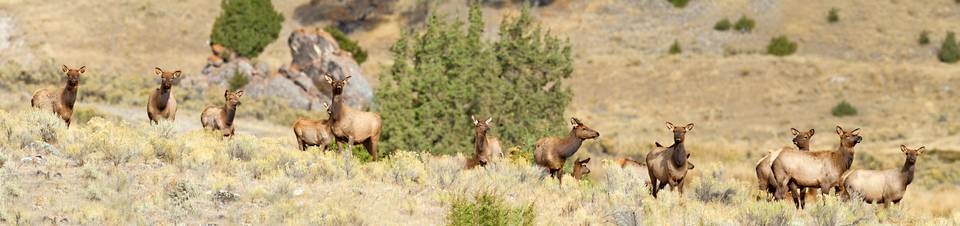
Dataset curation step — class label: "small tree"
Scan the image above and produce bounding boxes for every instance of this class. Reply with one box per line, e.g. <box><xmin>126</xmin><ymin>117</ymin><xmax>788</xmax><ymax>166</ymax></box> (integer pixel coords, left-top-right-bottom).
<box><xmin>918</xmin><ymin>31</ymin><xmax>931</xmax><ymax>45</ymax></box>
<box><xmin>324</xmin><ymin>26</ymin><xmax>369</xmax><ymax>64</ymax></box>
<box><xmin>938</xmin><ymin>32</ymin><xmax>959</xmax><ymax>63</ymax></box>
<box><xmin>210</xmin><ymin>0</ymin><xmax>284</xmax><ymax>58</ymax></box>
<box><xmin>714</xmin><ymin>18</ymin><xmax>731</xmax><ymax>31</ymax></box>
<box><xmin>669</xmin><ymin>40</ymin><xmax>682</xmax><ymax>54</ymax></box>
<box><xmin>734</xmin><ymin>15</ymin><xmax>756</xmax><ymax>33</ymax></box>
<box><xmin>767</xmin><ymin>35</ymin><xmax>797</xmax><ymax>56</ymax></box>
<box><xmin>666</xmin><ymin>0</ymin><xmax>690</xmax><ymax>8</ymax></box>
<box><xmin>827</xmin><ymin>8</ymin><xmax>839</xmax><ymax>23</ymax></box>
<box><xmin>831</xmin><ymin>100</ymin><xmax>858</xmax><ymax>117</ymax></box>
<box><xmin>228</xmin><ymin>71</ymin><xmax>249</xmax><ymax>91</ymax></box>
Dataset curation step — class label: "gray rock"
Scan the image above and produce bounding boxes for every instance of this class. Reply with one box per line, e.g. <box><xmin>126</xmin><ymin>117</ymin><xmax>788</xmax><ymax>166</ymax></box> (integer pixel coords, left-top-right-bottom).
<box><xmin>288</xmin><ymin>28</ymin><xmax>374</xmax><ymax>109</ymax></box>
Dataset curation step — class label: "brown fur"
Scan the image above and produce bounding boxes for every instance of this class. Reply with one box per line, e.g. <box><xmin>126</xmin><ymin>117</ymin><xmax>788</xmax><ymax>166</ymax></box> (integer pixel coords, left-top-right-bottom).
<box><xmin>293</xmin><ymin>103</ymin><xmax>335</xmax><ymax>151</ymax></box>
<box><xmin>201</xmin><ymin>90</ymin><xmax>244</xmax><ymax>138</ymax></box>
<box><xmin>534</xmin><ymin>117</ymin><xmax>600</xmax><ymax>185</ymax></box>
<box><xmin>620</xmin><ymin>157</ymin><xmax>695</xmax><ymax>169</ymax></box>
<box><xmin>325</xmin><ymin>75</ymin><xmax>382</xmax><ymax>161</ymax></box>
<box><xmin>465</xmin><ymin>116</ymin><xmax>503</xmax><ymax>169</ymax></box>
<box><xmin>147</xmin><ymin>67</ymin><xmax>181</xmax><ymax>123</ymax></box>
<box><xmin>772</xmin><ymin>126</ymin><xmax>862</xmax><ymax>209</ymax></box>
<box><xmin>31</xmin><ymin>65</ymin><xmax>86</xmax><ymax>127</ymax></box>
<box><xmin>841</xmin><ymin>145</ymin><xmax>924</xmax><ymax>207</ymax></box>
<box><xmin>572</xmin><ymin>157</ymin><xmax>591</xmax><ymax>181</ymax></box>
<box><xmin>646</xmin><ymin>122</ymin><xmax>695</xmax><ymax>198</ymax></box>
<box><xmin>756</xmin><ymin>128</ymin><xmax>814</xmax><ymax>200</ymax></box>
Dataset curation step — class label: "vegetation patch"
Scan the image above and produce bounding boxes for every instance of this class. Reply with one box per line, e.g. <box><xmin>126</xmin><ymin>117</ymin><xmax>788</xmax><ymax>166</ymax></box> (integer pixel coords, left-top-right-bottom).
<box><xmin>447</xmin><ymin>192</ymin><xmax>535</xmax><ymax>226</ymax></box>
<box><xmin>666</xmin><ymin>0</ymin><xmax>690</xmax><ymax>8</ymax></box>
<box><xmin>324</xmin><ymin>26</ymin><xmax>369</xmax><ymax>64</ymax></box>
<box><xmin>734</xmin><ymin>15</ymin><xmax>756</xmax><ymax>33</ymax></box>
<box><xmin>210</xmin><ymin>0</ymin><xmax>284</xmax><ymax>58</ymax></box>
<box><xmin>714</xmin><ymin>18</ymin><xmax>731</xmax><ymax>31</ymax></box>
<box><xmin>939</xmin><ymin>32</ymin><xmax>959</xmax><ymax>63</ymax></box>
<box><xmin>827</xmin><ymin>8</ymin><xmax>840</xmax><ymax>23</ymax></box>
<box><xmin>767</xmin><ymin>35</ymin><xmax>798</xmax><ymax>56</ymax></box>
<box><xmin>918</xmin><ymin>30</ymin><xmax>931</xmax><ymax>45</ymax></box>
<box><xmin>831</xmin><ymin>100</ymin><xmax>858</xmax><ymax>117</ymax></box>
<box><xmin>669</xmin><ymin>40</ymin><xmax>682</xmax><ymax>55</ymax></box>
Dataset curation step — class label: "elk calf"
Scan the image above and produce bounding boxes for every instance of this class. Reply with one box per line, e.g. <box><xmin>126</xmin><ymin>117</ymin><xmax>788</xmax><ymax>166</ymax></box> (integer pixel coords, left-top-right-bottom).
<box><xmin>293</xmin><ymin>103</ymin><xmax>335</xmax><ymax>151</ymax></box>
<box><xmin>465</xmin><ymin>116</ymin><xmax>503</xmax><ymax>169</ymax></box>
<box><xmin>572</xmin><ymin>157</ymin><xmax>591</xmax><ymax>181</ymax></box>
<box><xmin>756</xmin><ymin>128</ymin><xmax>814</xmax><ymax>200</ymax></box>
<box><xmin>841</xmin><ymin>145</ymin><xmax>924</xmax><ymax>207</ymax></box>
<box><xmin>147</xmin><ymin>67</ymin><xmax>181</xmax><ymax>123</ymax></box>
<box><xmin>326</xmin><ymin>75</ymin><xmax>382</xmax><ymax>161</ymax></box>
<box><xmin>534</xmin><ymin>117</ymin><xmax>600</xmax><ymax>185</ymax></box>
<box><xmin>31</xmin><ymin>65</ymin><xmax>86</xmax><ymax>126</ymax></box>
<box><xmin>646</xmin><ymin>122</ymin><xmax>695</xmax><ymax>198</ymax></box>
<box><xmin>772</xmin><ymin>126</ymin><xmax>862</xmax><ymax>209</ymax></box>
<box><xmin>201</xmin><ymin>90</ymin><xmax>244</xmax><ymax>138</ymax></box>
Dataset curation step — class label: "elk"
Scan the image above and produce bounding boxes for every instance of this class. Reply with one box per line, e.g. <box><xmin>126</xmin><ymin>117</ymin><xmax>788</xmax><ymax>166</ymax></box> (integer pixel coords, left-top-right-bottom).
<box><xmin>533</xmin><ymin>117</ymin><xmax>600</xmax><ymax>185</ymax></box>
<box><xmin>572</xmin><ymin>157</ymin><xmax>591</xmax><ymax>181</ymax></box>
<box><xmin>646</xmin><ymin>122</ymin><xmax>695</xmax><ymax>198</ymax></box>
<box><xmin>147</xmin><ymin>67</ymin><xmax>181</xmax><ymax>123</ymax></box>
<box><xmin>756</xmin><ymin>128</ymin><xmax>814</xmax><ymax>200</ymax></box>
<box><xmin>325</xmin><ymin>75</ymin><xmax>382</xmax><ymax>161</ymax></box>
<box><xmin>464</xmin><ymin>116</ymin><xmax>504</xmax><ymax>169</ymax></box>
<box><xmin>31</xmin><ymin>65</ymin><xmax>86</xmax><ymax>126</ymax></box>
<box><xmin>841</xmin><ymin>145</ymin><xmax>924</xmax><ymax>207</ymax></box>
<box><xmin>772</xmin><ymin>126</ymin><xmax>862</xmax><ymax>209</ymax></box>
<box><xmin>293</xmin><ymin>103</ymin><xmax>335</xmax><ymax>151</ymax></box>
<box><xmin>201</xmin><ymin>90</ymin><xmax>244</xmax><ymax>138</ymax></box>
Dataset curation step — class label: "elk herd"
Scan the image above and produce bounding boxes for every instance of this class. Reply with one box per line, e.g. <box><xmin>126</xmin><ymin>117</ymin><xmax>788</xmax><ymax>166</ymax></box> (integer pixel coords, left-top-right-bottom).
<box><xmin>28</xmin><ymin>64</ymin><xmax>927</xmax><ymax>208</ymax></box>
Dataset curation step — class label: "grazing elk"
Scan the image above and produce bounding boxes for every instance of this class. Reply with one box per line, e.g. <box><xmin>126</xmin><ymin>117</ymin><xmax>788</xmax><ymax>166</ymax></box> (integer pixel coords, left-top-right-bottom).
<box><xmin>465</xmin><ymin>116</ymin><xmax>504</xmax><ymax>169</ymax></box>
<box><xmin>31</xmin><ymin>65</ymin><xmax>86</xmax><ymax>126</ymax></box>
<box><xmin>201</xmin><ymin>90</ymin><xmax>244</xmax><ymax>138</ymax></box>
<box><xmin>147</xmin><ymin>67</ymin><xmax>181</xmax><ymax>123</ymax></box>
<box><xmin>293</xmin><ymin>103</ymin><xmax>335</xmax><ymax>151</ymax></box>
<box><xmin>646</xmin><ymin>122</ymin><xmax>696</xmax><ymax>198</ymax></box>
<box><xmin>534</xmin><ymin>117</ymin><xmax>600</xmax><ymax>185</ymax></box>
<box><xmin>756</xmin><ymin>128</ymin><xmax>814</xmax><ymax>200</ymax></box>
<box><xmin>772</xmin><ymin>126</ymin><xmax>862</xmax><ymax>209</ymax></box>
<box><xmin>325</xmin><ymin>75</ymin><xmax>382</xmax><ymax>161</ymax></box>
<box><xmin>841</xmin><ymin>145</ymin><xmax>924</xmax><ymax>207</ymax></box>
<box><xmin>572</xmin><ymin>157</ymin><xmax>591</xmax><ymax>181</ymax></box>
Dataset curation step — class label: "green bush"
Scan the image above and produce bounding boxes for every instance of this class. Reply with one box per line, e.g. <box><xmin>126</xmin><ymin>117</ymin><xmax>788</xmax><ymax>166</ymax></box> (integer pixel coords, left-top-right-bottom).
<box><xmin>375</xmin><ymin>5</ymin><xmax>574</xmax><ymax>155</ymax></box>
<box><xmin>831</xmin><ymin>100</ymin><xmax>858</xmax><ymax>117</ymax></box>
<box><xmin>918</xmin><ymin>31</ymin><xmax>931</xmax><ymax>45</ymax></box>
<box><xmin>228</xmin><ymin>71</ymin><xmax>249</xmax><ymax>91</ymax></box>
<box><xmin>210</xmin><ymin>0</ymin><xmax>284</xmax><ymax>58</ymax></box>
<box><xmin>734</xmin><ymin>15</ymin><xmax>756</xmax><ymax>33</ymax></box>
<box><xmin>324</xmin><ymin>26</ymin><xmax>369</xmax><ymax>64</ymax></box>
<box><xmin>448</xmin><ymin>192</ymin><xmax>535</xmax><ymax>226</ymax></box>
<box><xmin>669</xmin><ymin>40</ymin><xmax>682</xmax><ymax>54</ymax></box>
<box><xmin>714</xmin><ymin>18</ymin><xmax>731</xmax><ymax>31</ymax></box>
<box><xmin>827</xmin><ymin>8</ymin><xmax>839</xmax><ymax>23</ymax></box>
<box><xmin>767</xmin><ymin>35</ymin><xmax>797</xmax><ymax>56</ymax></box>
<box><xmin>938</xmin><ymin>32</ymin><xmax>960</xmax><ymax>63</ymax></box>
<box><xmin>667</xmin><ymin>0</ymin><xmax>690</xmax><ymax>8</ymax></box>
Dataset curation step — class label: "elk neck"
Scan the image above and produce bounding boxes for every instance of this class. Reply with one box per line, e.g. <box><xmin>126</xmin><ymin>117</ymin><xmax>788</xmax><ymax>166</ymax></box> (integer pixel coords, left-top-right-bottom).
<box><xmin>833</xmin><ymin>143</ymin><xmax>856</xmax><ymax>171</ymax></box>
<box><xmin>329</xmin><ymin>95</ymin><xmax>347</xmax><ymax>122</ymax></box>
<box><xmin>156</xmin><ymin>86</ymin><xmax>171</xmax><ymax>110</ymax></box>
<box><xmin>61</xmin><ymin>82</ymin><xmax>78</xmax><ymax>109</ymax></box>
<box><xmin>557</xmin><ymin>129</ymin><xmax>584</xmax><ymax>159</ymax></box>
<box><xmin>474</xmin><ymin>129</ymin><xmax>487</xmax><ymax>157</ymax></box>
<box><xmin>901</xmin><ymin>158</ymin><xmax>916</xmax><ymax>186</ymax></box>
<box><xmin>222</xmin><ymin>102</ymin><xmax>237</xmax><ymax>127</ymax></box>
<box><xmin>669</xmin><ymin>141</ymin><xmax>687</xmax><ymax>168</ymax></box>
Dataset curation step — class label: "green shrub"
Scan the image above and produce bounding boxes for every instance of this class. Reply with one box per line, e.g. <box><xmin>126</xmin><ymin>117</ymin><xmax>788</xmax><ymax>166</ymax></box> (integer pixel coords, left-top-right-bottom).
<box><xmin>831</xmin><ymin>100</ymin><xmax>858</xmax><ymax>117</ymax></box>
<box><xmin>376</xmin><ymin>5</ymin><xmax>574</xmax><ymax>155</ymax></box>
<box><xmin>324</xmin><ymin>26</ymin><xmax>369</xmax><ymax>64</ymax></box>
<box><xmin>827</xmin><ymin>8</ymin><xmax>839</xmax><ymax>23</ymax></box>
<box><xmin>938</xmin><ymin>32</ymin><xmax>960</xmax><ymax>63</ymax></box>
<box><xmin>666</xmin><ymin>0</ymin><xmax>690</xmax><ymax>8</ymax></box>
<box><xmin>448</xmin><ymin>192</ymin><xmax>535</xmax><ymax>226</ymax></box>
<box><xmin>918</xmin><ymin>31</ymin><xmax>931</xmax><ymax>45</ymax></box>
<box><xmin>669</xmin><ymin>40</ymin><xmax>682</xmax><ymax>54</ymax></box>
<box><xmin>714</xmin><ymin>18</ymin><xmax>731</xmax><ymax>31</ymax></box>
<box><xmin>767</xmin><ymin>35</ymin><xmax>797</xmax><ymax>56</ymax></box>
<box><xmin>227</xmin><ymin>71</ymin><xmax>250</xmax><ymax>91</ymax></box>
<box><xmin>734</xmin><ymin>15</ymin><xmax>756</xmax><ymax>33</ymax></box>
<box><xmin>210</xmin><ymin>0</ymin><xmax>284</xmax><ymax>58</ymax></box>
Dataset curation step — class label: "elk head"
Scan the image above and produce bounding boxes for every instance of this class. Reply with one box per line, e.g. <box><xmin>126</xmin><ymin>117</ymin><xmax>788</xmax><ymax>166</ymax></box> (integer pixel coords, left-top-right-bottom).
<box><xmin>324</xmin><ymin>74</ymin><xmax>351</xmax><ymax>96</ymax></box>
<box><xmin>61</xmin><ymin>65</ymin><xmax>86</xmax><ymax>87</ymax></box>
<box><xmin>573</xmin><ymin>157</ymin><xmax>591</xmax><ymax>179</ymax></box>
<box><xmin>900</xmin><ymin>145</ymin><xmax>925</xmax><ymax>164</ymax></box>
<box><xmin>666</xmin><ymin>122</ymin><xmax>694</xmax><ymax>143</ymax></box>
<box><xmin>835</xmin><ymin>126</ymin><xmax>862</xmax><ymax>148</ymax></box>
<box><xmin>571</xmin><ymin>117</ymin><xmax>600</xmax><ymax>140</ymax></box>
<box><xmin>790</xmin><ymin>128</ymin><xmax>815</xmax><ymax>150</ymax></box>
<box><xmin>224</xmin><ymin>90</ymin><xmax>244</xmax><ymax>108</ymax></box>
<box><xmin>154</xmin><ymin>67</ymin><xmax>182</xmax><ymax>89</ymax></box>
<box><xmin>472</xmin><ymin>115</ymin><xmax>493</xmax><ymax>136</ymax></box>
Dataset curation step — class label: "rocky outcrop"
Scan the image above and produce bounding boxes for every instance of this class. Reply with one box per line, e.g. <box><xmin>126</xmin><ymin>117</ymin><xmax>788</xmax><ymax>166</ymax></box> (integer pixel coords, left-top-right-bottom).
<box><xmin>287</xmin><ymin>28</ymin><xmax>373</xmax><ymax>109</ymax></box>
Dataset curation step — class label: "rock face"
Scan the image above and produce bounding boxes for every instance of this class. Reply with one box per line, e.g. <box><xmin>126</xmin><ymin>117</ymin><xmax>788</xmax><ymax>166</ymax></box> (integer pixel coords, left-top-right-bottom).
<box><xmin>187</xmin><ymin>28</ymin><xmax>374</xmax><ymax>111</ymax></box>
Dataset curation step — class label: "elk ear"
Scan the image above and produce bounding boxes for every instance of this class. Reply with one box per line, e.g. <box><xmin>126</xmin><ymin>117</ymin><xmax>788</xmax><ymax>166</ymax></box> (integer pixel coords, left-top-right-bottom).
<box><xmin>582</xmin><ymin>157</ymin><xmax>591</xmax><ymax>163</ymax></box>
<box><xmin>917</xmin><ymin>146</ymin><xmax>926</xmax><ymax>155</ymax></box>
<box><xmin>900</xmin><ymin>145</ymin><xmax>908</xmax><ymax>153</ymax></box>
<box><xmin>485</xmin><ymin>117</ymin><xmax>493</xmax><ymax>125</ymax></box>
<box><xmin>224</xmin><ymin>89</ymin><xmax>230</xmax><ymax>98</ymax></box>
<box><xmin>471</xmin><ymin>115</ymin><xmax>478</xmax><ymax>125</ymax></box>
<box><xmin>344</xmin><ymin>75</ymin><xmax>352</xmax><ymax>83</ymax></box>
<box><xmin>322</xmin><ymin>102</ymin><xmax>329</xmax><ymax>110</ymax></box>
<box><xmin>173</xmin><ymin>70</ymin><xmax>182</xmax><ymax>78</ymax></box>
<box><xmin>850</xmin><ymin>128</ymin><xmax>861</xmax><ymax>135</ymax></box>
<box><xmin>836</xmin><ymin>126</ymin><xmax>844</xmax><ymax>135</ymax></box>
<box><xmin>235</xmin><ymin>90</ymin><xmax>244</xmax><ymax>97</ymax></box>
<box><xmin>809</xmin><ymin>129</ymin><xmax>815</xmax><ymax>136</ymax></box>
<box><xmin>61</xmin><ymin>65</ymin><xmax>69</xmax><ymax>73</ymax></box>
<box><xmin>78</xmin><ymin>66</ymin><xmax>86</xmax><ymax>74</ymax></box>
<box><xmin>325</xmin><ymin>75</ymin><xmax>334</xmax><ymax>84</ymax></box>
<box><xmin>685</xmin><ymin>123</ymin><xmax>694</xmax><ymax>131</ymax></box>
<box><xmin>665</xmin><ymin>122</ymin><xmax>675</xmax><ymax>130</ymax></box>
<box><xmin>571</xmin><ymin>118</ymin><xmax>578</xmax><ymax>126</ymax></box>
<box><xmin>791</xmin><ymin>128</ymin><xmax>800</xmax><ymax>136</ymax></box>
<box><xmin>155</xmin><ymin>67</ymin><xmax>163</xmax><ymax>76</ymax></box>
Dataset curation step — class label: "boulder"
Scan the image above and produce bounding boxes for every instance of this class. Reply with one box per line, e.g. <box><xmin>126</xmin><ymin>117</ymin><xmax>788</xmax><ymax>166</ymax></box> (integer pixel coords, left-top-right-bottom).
<box><xmin>288</xmin><ymin>28</ymin><xmax>374</xmax><ymax>109</ymax></box>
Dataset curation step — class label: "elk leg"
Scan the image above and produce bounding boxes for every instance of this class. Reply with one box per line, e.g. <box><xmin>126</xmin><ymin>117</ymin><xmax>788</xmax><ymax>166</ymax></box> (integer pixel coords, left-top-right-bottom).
<box><xmin>363</xmin><ymin>138</ymin><xmax>378</xmax><ymax>161</ymax></box>
<box><xmin>787</xmin><ymin>181</ymin><xmax>800</xmax><ymax>209</ymax></box>
<box><xmin>677</xmin><ymin>178</ymin><xmax>685</xmax><ymax>196</ymax></box>
<box><xmin>650</xmin><ymin>178</ymin><xmax>660</xmax><ymax>198</ymax></box>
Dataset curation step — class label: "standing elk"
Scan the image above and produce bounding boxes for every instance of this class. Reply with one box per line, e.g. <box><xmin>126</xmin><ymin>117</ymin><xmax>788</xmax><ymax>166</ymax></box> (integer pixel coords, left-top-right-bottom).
<box><xmin>756</xmin><ymin>128</ymin><xmax>814</xmax><ymax>200</ymax></box>
<box><xmin>201</xmin><ymin>90</ymin><xmax>244</xmax><ymax>138</ymax></box>
<box><xmin>147</xmin><ymin>67</ymin><xmax>181</xmax><ymax>123</ymax></box>
<box><xmin>646</xmin><ymin>122</ymin><xmax>696</xmax><ymax>198</ymax></box>
<box><xmin>572</xmin><ymin>157</ymin><xmax>591</xmax><ymax>181</ymax></box>
<box><xmin>31</xmin><ymin>65</ymin><xmax>86</xmax><ymax>126</ymax></box>
<box><xmin>465</xmin><ymin>116</ymin><xmax>503</xmax><ymax>169</ymax></box>
<box><xmin>772</xmin><ymin>126</ymin><xmax>862</xmax><ymax>209</ymax></box>
<box><xmin>533</xmin><ymin>117</ymin><xmax>600</xmax><ymax>185</ymax></box>
<box><xmin>841</xmin><ymin>145</ymin><xmax>924</xmax><ymax>207</ymax></box>
<box><xmin>325</xmin><ymin>75</ymin><xmax>382</xmax><ymax>161</ymax></box>
<box><xmin>293</xmin><ymin>103</ymin><xmax>335</xmax><ymax>151</ymax></box>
